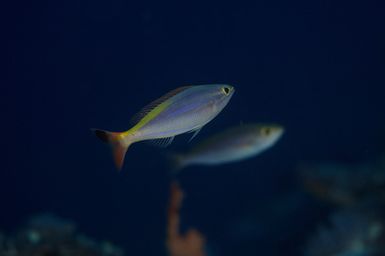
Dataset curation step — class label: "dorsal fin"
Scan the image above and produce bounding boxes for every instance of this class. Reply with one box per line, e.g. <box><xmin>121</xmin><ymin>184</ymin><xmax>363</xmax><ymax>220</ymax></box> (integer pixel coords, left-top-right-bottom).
<box><xmin>130</xmin><ymin>86</ymin><xmax>192</xmax><ymax>125</ymax></box>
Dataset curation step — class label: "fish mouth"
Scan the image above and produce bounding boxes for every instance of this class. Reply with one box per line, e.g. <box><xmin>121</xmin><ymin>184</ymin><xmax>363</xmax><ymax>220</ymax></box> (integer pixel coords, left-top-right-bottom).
<box><xmin>273</xmin><ymin>125</ymin><xmax>284</xmax><ymax>133</ymax></box>
<box><xmin>276</xmin><ymin>128</ymin><xmax>285</xmax><ymax>138</ymax></box>
<box><xmin>271</xmin><ymin>126</ymin><xmax>285</xmax><ymax>137</ymax></box>
<box><xmin>272</xmin><ymin>127</ymin><xmax>285</xmax><ymax>142</ymax></box>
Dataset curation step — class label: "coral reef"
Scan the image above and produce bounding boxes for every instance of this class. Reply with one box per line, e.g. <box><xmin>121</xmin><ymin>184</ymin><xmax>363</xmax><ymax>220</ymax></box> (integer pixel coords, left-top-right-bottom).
<box><xmin>166</xmin><ymin>182</ymin><xmax>207</xmax><ymax>256</ymax></box>
<box><xmin>301</xmin><ymin>154</ymin><xmax>385</xmax><ymax>256</ymax></box>
<box><xmin>304</xmin><ymin>208</ymin><xmax>385</xmax><ymax>256</ymax></box>
<box><xmin>0</xmin><ymin>213</ymin><xmax>124</xmax><ymax>256</ymax></box>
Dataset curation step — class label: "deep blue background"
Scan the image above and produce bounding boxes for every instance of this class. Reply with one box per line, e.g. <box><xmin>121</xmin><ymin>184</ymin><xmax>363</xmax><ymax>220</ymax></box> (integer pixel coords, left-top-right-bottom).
<box><xmin>3</xmin><ymin>0</ymin><xmax>385</xmax><ymax>255</ymax></box>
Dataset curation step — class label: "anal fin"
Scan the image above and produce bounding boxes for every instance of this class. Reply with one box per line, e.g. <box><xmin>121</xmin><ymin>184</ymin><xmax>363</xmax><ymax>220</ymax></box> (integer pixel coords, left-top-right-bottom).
<box><xmin>149</xmin><ymin>136</ymin><xmax>175</xmax><ymax>148</ymax></box>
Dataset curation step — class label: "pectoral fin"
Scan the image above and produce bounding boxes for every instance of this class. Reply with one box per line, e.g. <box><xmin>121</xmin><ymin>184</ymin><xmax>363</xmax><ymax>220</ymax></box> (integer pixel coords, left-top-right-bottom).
<box><xmin>188</xmin><ymin>127</ymin><xmax>202</xmax><ymax>142</ymax></box>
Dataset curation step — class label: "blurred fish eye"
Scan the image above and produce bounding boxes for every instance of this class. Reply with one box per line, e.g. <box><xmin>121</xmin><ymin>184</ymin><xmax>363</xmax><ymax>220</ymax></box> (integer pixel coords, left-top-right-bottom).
<box><xmin>222</xmin><ymin>86</ymin><xmax>231</xmax><ymax>95</ymax></box>
<box><xmin>262</xmin><ymin>128</ymin><xmax>271</xmax><ymax>136</ymax></box>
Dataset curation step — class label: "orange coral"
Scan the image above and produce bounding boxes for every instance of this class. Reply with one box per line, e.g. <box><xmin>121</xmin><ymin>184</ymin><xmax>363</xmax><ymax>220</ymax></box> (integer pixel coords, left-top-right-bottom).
<box><xmin>166</xmin><ymin>182</ymin><xmax>206</xmax><ymax>256</ymax></box>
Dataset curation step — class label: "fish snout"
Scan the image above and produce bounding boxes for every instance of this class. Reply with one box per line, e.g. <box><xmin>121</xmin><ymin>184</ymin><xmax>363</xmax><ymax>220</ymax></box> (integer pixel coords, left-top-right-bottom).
<box><xmin>269</xmin><ymin>126</ymin><xmax>285</xmax><ymax>143</ymax></box>
<box><xmin>272</xmin><ymin>125</ymin><xmax>285</xmax><ymax>135</ymax></box>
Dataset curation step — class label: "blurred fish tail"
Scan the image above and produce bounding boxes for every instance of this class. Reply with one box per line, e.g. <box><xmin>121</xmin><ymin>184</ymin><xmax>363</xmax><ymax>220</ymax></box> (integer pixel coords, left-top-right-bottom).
<box><xmin>92</xmin><ymin>129</ymin><xmax>132</xmax><ymax>171</ymax></box>
<box><xmin>167</xmin><ymin>152</ymin><xmax>188</xmax><ymax>174</ymax></box>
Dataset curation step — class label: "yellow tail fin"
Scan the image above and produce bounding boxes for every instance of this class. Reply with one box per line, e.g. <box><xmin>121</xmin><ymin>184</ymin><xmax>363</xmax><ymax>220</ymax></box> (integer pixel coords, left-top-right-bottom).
<box><xmin>92</xmin><ymin>129</ymin><xmax>130</xmax><ymax>171</ymax></box>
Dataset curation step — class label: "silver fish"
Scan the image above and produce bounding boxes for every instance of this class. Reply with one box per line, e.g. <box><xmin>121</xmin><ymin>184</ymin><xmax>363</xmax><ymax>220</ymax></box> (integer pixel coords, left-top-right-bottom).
<box><xmin>93</xmin><ymin>84</ymin><xmax>235</xmax><ymax>170</ymax></box>
<box><xmin>169</xmin><ymin>123</ymin><xmax>284</xmax><ymax>171</ymax></box>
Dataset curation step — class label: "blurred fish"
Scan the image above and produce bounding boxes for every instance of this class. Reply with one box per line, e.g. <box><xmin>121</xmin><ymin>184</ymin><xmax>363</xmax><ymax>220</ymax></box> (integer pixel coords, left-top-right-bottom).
<box><xmin>93</xmin><ymin>84</ymin><xmax>235</xmax><ymax>170</ymax></box>
<box><xmin>169</xmin><ymin>124</ymin><xmax>284</xmax><ymax>171</ymax></box>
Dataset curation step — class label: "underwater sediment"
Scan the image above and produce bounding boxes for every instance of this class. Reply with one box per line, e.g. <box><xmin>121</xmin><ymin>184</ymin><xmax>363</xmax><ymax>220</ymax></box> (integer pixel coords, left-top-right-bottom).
<box><xmin>301</xmin><ymin>153</ymin><xmax>385</xmax><ymax>256</ymax></box>
<box><xmin>0</xmin><ymin>214</ymin><xmax>124</xmax><ymax>256</ymax></box>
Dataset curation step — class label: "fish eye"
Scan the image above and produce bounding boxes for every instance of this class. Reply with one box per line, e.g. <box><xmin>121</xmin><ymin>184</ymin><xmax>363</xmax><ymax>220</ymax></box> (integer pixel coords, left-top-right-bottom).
<box><xmin>222</xmin><ymin>86</ymin><xmax>231</xmax><ymax>95</ymax></box>
<box><xmin>263</xmin><ymin>128</ymin><xmax>271</xmax><ymax>136</ymax></box>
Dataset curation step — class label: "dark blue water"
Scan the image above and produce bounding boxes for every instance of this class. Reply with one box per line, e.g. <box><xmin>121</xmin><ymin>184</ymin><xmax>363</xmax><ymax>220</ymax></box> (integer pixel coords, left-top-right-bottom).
<box><xmin>3</xmin><ymin>0</ymin><xmax>385</xmax><ymax>255</ymax></box>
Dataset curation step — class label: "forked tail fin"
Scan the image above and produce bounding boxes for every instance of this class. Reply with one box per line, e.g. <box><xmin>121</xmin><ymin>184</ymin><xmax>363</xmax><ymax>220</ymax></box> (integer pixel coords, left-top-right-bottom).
<box><xmin>92</xmin><ymin>129</ymin><xmax>130</xmax><ymax>171</ymax></box>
